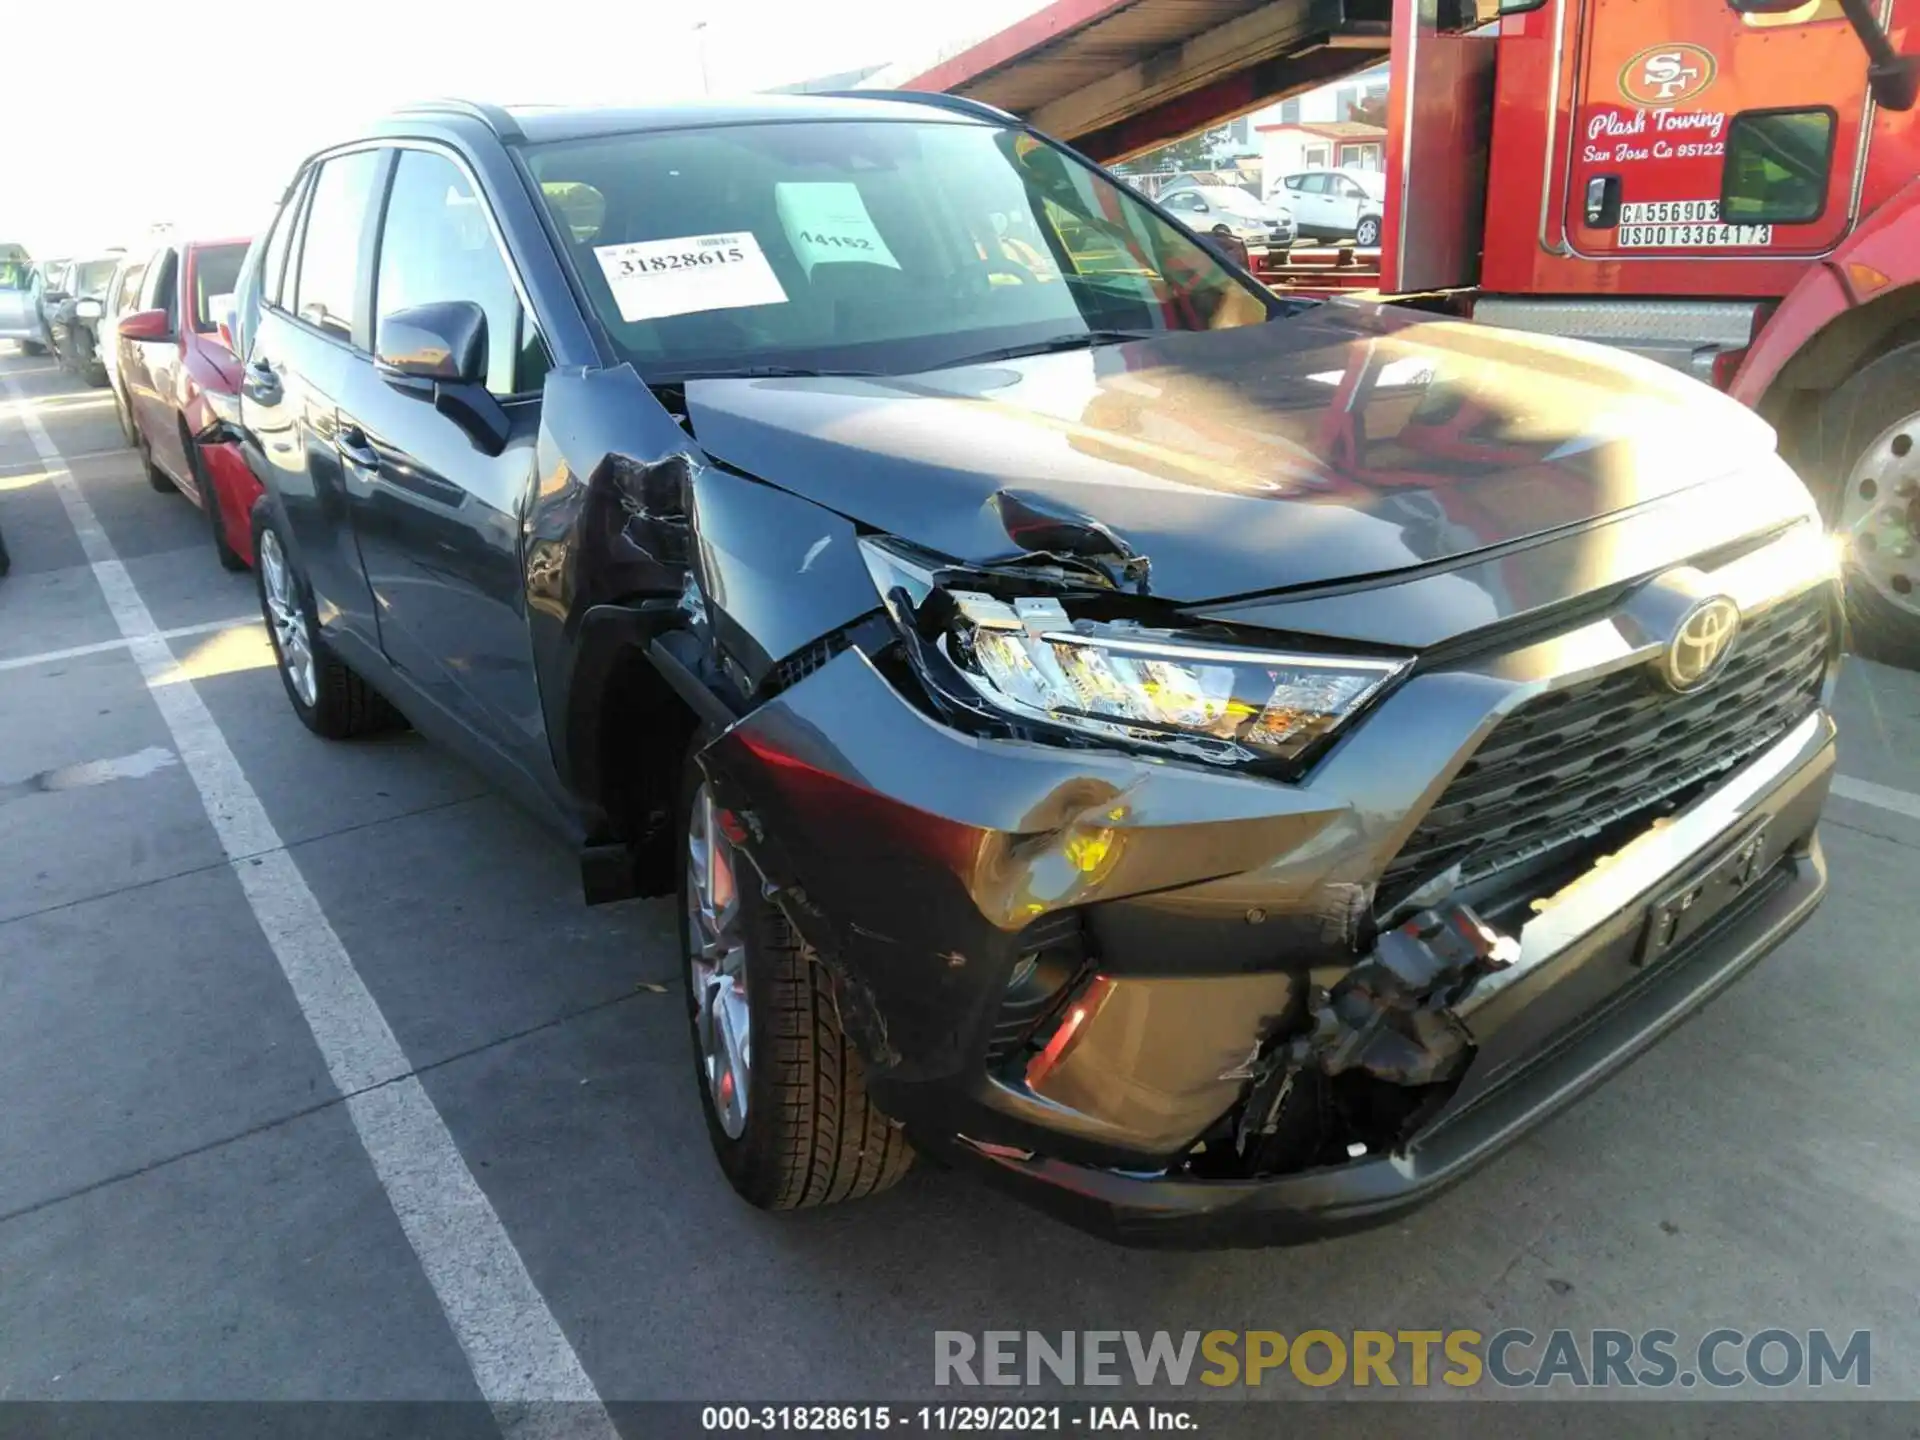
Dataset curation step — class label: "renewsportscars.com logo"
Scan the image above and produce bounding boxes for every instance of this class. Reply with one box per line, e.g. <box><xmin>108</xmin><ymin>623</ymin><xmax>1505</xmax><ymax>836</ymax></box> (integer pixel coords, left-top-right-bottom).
<box><xmin>934</xmin><ymin>1328</ymin><xmax>1871</xmax><ymax>1391</ymax></box>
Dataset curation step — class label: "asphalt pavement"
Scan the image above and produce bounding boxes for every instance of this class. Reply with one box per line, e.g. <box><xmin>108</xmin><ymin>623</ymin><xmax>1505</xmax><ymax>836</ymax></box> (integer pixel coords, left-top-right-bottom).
<box><xmin>3</xmin><ymin>345</ymin><xmax>1919</xmax><ymax>1411</ymax></box>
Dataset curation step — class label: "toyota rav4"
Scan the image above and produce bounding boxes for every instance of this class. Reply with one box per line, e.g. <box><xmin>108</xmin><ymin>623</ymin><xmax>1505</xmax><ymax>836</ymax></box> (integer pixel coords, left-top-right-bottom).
<box><xmin>237</xmin><ymin>93</ymin><xmax>1839</xmax><ymax>1246</ymax></box>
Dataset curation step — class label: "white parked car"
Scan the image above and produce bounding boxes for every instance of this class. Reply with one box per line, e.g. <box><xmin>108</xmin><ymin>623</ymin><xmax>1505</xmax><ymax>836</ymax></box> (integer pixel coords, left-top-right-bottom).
<box><xmin>0</xmin><ymin>244</ymin><xmax>42</xmax><ymax>351</ymax></box>
<box><xmin>99</xmin><ymin>254</ymin><xmax>149</xmax><ymax>443</ymax></box>
<box><xmin>1157</xmin><ymin>184</ymin><xmax>1296</xmax><ymax>252</ymax></box>
<box><xmin>1272</xmin><ymin>168</ymin><xmax>1387</xmax><ymax>247</ymax></box>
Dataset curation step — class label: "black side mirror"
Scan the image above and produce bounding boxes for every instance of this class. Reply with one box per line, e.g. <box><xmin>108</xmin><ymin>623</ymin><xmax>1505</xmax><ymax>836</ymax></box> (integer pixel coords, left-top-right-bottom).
<box><xmin>375</xmin><ymin>300</ymin><xmax>508</xmax><ymax>456</ymax></box>
<box><xmin>376</xmin><ymin>300</ymin><xmax>488</xmax><ymax>384</ymax></box>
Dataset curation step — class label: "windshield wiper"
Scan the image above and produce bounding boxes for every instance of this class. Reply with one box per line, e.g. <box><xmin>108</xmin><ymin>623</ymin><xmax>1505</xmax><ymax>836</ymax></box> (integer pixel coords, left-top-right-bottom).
<box><xmin>940</xmin><ymin>329</ymin><xmax>1163</xmax><ymax>367</ymax></box>
<box><xmin>651</xmin><ymin>364</ymin><xmax>883</xmax><ymax>382</ymax></box>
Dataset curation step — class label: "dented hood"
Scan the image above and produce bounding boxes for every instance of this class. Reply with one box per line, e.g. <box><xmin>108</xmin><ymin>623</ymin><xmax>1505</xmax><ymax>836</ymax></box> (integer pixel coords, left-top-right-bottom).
<box><xmin>682</xmin><ymin>303</ymin><xmax>1778</xmax><ymax>605</ymax></box>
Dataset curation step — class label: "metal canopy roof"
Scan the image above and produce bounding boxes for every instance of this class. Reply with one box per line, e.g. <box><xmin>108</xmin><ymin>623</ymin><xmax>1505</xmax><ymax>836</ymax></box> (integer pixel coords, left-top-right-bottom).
<box><xmin>899</xmin><ymin>0</ymin><xmax>1388</xmax><ymax>160</ymax></box>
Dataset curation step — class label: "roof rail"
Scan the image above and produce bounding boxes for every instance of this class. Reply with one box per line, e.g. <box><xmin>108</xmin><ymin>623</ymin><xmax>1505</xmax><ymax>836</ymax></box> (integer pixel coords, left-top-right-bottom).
<box><xmin>816</xmin><ymin>89</ymin><xmax>1022</xmax><ymax>126</ymax></box>
<box><xmin>388</xmin><ymin>98</ymin><xmax>524</xmax><ymax>143</ymax></box>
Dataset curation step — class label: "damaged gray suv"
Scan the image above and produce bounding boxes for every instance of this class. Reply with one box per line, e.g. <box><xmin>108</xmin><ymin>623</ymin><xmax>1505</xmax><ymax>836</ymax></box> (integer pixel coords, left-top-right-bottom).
<box><xmin>240</xmin><ymin>93</ymin><xmax>1839</xmax><ymax>1246</ymax></box>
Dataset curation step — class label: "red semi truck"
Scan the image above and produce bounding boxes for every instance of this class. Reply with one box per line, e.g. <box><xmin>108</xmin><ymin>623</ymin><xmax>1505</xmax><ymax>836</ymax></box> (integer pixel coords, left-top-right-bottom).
<box><xmin>1311</xmin><ymin>0</ymin><xmax>1920</xmax><ymax>660</ymax></box>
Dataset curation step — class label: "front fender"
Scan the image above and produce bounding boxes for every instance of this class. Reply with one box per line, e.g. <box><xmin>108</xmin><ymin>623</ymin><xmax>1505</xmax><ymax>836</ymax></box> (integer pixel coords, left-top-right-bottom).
<box><xmin>1733</xmin><ymin>176</ymin><xmax>1920</xmax><ymax>409</ymax></box>
<box><xmin>526</xmin><ymin>364</ymin><xmax>704</xmax><ymax>791</ymax></box>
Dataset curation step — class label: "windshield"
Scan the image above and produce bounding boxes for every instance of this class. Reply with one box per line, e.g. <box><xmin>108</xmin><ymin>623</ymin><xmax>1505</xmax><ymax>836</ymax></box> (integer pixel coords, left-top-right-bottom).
<box><xmin>76</xmin><ymin>260</ymin><xmax>118</xmax><ymax>297</ymax></box>
<box><xmin>527</xmin><ymin>119</ymin><xmax>1273</xmax><ymax>379</ymax></box>
<box><xmin>192</xmin><ymin>243</ymin><xmax>247</xmax><ymax>331</ymax></box>
<box><xmin>1202</xmin><ymin>188</ymin><xmax>1274</xmax><ymax>218</ymax></box>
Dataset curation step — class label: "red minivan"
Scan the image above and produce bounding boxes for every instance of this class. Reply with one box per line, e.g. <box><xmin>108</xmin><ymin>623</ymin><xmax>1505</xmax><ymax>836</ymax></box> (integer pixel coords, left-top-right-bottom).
<box><xmin>117</xmin><ymin>238</ymin><xmax>261</xmax><ymax>570</ymax></box>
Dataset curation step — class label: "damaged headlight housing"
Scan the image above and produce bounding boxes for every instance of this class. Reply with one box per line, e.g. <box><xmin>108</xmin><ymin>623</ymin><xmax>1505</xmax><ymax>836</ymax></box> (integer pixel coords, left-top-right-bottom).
<box><xmin>862</xmin><ymin>538</ymin><xmax>1407</xmax><ymax>775</ymax></box>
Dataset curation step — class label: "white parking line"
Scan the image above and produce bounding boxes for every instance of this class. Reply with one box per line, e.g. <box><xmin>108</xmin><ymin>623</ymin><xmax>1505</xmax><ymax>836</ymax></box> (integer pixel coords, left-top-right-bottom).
<box><xmin>0</xmin><ymin>369</ymin><xmax>618</xmax><ymax>1437</ymax></box>
<box><xmin>0</xmin><ymin>615</ymin><xmax>261</xmax><ymax>674</ymax></box>
<box><xmin>1832</xmin><ymin>775</ymin><xmax>1920</xmax><ymax>824</ymax></box>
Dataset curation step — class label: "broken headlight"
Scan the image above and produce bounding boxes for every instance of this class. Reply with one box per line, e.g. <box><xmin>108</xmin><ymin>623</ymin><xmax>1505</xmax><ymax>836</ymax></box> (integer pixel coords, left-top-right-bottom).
<box><xmin>862</xmin><ymin>538</ymin><xmax>1407</xmax><ymax>774</ymax></box>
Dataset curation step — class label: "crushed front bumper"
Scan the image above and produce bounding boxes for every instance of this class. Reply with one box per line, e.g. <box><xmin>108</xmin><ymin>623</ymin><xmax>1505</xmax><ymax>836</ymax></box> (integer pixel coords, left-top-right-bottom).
<box><xmin>929</xmin><ymin>717</ymin><xmax>1830</xmax><ymax>1246</ymax></box>
<box><xmin>698</xmin><ymin>563</ymin><xmax>1837</xmax><ymax>1245</ymax></box>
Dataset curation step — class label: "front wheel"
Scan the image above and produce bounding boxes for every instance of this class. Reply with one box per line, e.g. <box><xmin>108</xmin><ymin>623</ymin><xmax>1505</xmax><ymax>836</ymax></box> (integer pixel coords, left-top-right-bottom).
<box><xmin>18</xmin><ymin>338</ymin><xmax>45</xmax><ymax>356</ymax></box>
<box><xmin>679</xmin><ymin>754</ymin><xmax>913</xmax><ymax>1210</ymax></box>
<box><xmin>1355</xmin><ymin>215</ymin><xmax>1382</xmax><ymax>248</ymax></box>
<box><xmin>253</xmin><ymin>506</ymin><xmax>403</xmax><ymax>738</ymax></box>
<box><xmin>1809</xmin><ymin>341</ymin><xmax>1920</xmax><ymax>669</ymax></box>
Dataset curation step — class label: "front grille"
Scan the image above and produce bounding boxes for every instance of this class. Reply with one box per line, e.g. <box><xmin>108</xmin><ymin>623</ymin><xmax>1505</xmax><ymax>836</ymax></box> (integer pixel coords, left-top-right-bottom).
<box><xmin>1378</xmin><ymin>587</ymin><xmax>1831</xmax><ymax>914</ymax></box>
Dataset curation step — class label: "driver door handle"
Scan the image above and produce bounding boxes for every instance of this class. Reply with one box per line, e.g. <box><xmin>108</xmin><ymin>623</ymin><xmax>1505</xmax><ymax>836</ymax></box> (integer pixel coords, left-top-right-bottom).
<box><xmin>243</xmin><ymin>359</ymin><xmax>281</xmax><ymax>405</ymax></box>
<box><xmin>335</xmin><ymin>424</ymin><xmax>381</xmax><ymax>472</ymax></box>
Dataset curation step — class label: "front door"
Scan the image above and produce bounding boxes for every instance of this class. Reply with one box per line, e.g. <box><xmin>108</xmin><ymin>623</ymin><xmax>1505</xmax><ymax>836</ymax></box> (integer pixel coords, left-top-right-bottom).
<box><xmin>343</xmin><ymin>145</ymin><xmax>547</xmax><ymax>757</ymax></box>
<box><xmin>1565</xmin><ymin>0</ymin><xmax>1866</xmax><ymax>258</ymax></box>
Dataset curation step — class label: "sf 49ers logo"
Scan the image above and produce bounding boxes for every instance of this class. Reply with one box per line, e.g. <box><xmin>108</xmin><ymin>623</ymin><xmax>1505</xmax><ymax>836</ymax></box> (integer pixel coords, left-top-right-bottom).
<box><xmin>1619</xmin><ymin>43</ymin><xmax>1718</xmax><ymax>105</ymax></box>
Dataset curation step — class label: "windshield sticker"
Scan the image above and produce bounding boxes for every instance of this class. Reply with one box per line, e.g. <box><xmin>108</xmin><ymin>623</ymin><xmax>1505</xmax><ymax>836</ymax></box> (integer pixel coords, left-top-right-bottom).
<box><xmin>774</xmin><ymin>182</ymin><xmax>901</xmax><ymax>275</ymax></box>
<box><xmin>592</xmin><ymin>232</ymin><xmax>787</xmax><ymax>322</ymax></box>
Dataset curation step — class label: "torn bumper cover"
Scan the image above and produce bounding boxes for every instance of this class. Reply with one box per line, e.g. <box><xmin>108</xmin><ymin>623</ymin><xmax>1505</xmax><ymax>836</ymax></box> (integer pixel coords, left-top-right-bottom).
<box><xmin>696</xmin><ymin>627</ymin><xmax>1835</xmax><ymax>1247</ymax></box>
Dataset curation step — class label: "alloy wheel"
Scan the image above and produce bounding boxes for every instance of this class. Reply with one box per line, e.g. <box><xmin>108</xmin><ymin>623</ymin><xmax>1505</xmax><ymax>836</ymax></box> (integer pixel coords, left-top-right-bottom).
<box><xmin>686</xmin><ymin>781</ymin><xmax>751</xmax><ymax>1139</ymax></box>
<box><xmin>1838</xmin><ymin>412</ymin><xmax>1920</xmax><ymax>622</ymax></box>
<box><xmin>258</xmin><ymin>528</ymin><xmax>319</xmax><ymax>707</ymax></box>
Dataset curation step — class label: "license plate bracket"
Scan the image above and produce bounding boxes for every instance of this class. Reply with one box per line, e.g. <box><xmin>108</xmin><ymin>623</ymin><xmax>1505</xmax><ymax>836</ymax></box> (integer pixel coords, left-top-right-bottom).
<box><xmin>1636</xmin><ymin>819</ymin><xmax>1772</xmax><ymax>967</ymax></box>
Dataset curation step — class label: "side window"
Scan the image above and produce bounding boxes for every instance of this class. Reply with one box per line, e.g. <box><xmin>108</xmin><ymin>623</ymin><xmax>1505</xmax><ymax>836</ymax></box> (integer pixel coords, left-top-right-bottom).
<box><xmin>293</xmin><ymin>150</ymin><xmax>382</xmax><ymax>343</ymax></box>
<box><xmin>261</xmin><ymin>175</ymin><xmax>307</xmax><ymax>311</ymax></box>
<box><xmin>374</xmin><ymin>148</ymin><xmax>544</xmax><ymax>396</ymax></box>
<box><xmin>115</xmin><ymin>263</ymin><xmax>146</xmax><ymax>315</ymax></box>
<box><xmin>1722</xmin><ymin>109</ymin><xmax>1836</xmax><ymax>225</ymax></box>
<box><xmin>140</xmin><ymin>251</ymin><xmax>179</xmax><ymax>327</ymax></box>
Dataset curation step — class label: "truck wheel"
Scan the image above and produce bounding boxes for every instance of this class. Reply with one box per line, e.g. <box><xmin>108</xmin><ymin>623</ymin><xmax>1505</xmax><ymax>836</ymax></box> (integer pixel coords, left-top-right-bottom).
<box><xmin>678</xmin><ymin>752</ymin><xmax>913</xmax><ymax>1210</ymax></box>
<box><xmin>1810</xmin><ymin>341</ymin><xmax>1920</xmax><ymax>669</ymax></box>
<box><xmin>253</xmin><ymin>506</ymin><xmax>402</xmax><ymax>739</ymax></box>
<box><xmin>1356</xmin><ymin>215</ymin><xmax>1382</xmax><ymax>248</ymax></box>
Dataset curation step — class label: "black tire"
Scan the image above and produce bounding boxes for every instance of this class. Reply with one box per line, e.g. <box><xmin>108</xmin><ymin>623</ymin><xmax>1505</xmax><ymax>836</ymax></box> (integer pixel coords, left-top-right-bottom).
<box><xmin>1356</xmin><ymin>215</ymin><xmax>1382</xmax><ymax>248</ymax></box>
<box><xmin>677</xmin><ymin>743</ymin><xmax>913</xmax><ymax>1211</ymax></box>
<box><xmin>252</xmin><ymin>503</ymin><xmax>404</xmax><ymax>740</ymax></box>
<box><xmin>19</xmin><ymin>338</ymin><xmax>45</xmax><ymax>356</ymax></box>
<box><xmin>139</xmin><ymin>432</ymin><xmax>173</xmax><ymax>494</ymax></box>
<box><xmin>186</xmin><ymin>426</ymin><xmax>247</xmax><ymax>573</ymax></box>
<box><xmin>1806</xmin><ymin>340</ymin><xmax>1920</xmax><ymax>670</ymax></box>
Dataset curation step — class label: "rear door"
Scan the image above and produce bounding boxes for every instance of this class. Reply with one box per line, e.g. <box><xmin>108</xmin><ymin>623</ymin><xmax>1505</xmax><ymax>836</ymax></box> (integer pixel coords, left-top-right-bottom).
<box><xmin>1565</xmin><ymin>0</ymin><xmax>1865</xmax><ymax>258</ymax></box>
<box><xmin>124</xmin><ymin>250</ymin><xmax>181</xmax><ymax>471</ymax></box>
<box><xmin>247</xmin><ymin>147</ymin><xmax>390</xmax><ymax>649</ymax></box>
<box><xmin>342</xmin><ymin>143</ymin><xmax>547</xmax><ymax>753</ymax></box>
<box><xmin>1291</xmin><ymin>174</ymin><xmax>1331</xmax><ymax>231</ymax></box>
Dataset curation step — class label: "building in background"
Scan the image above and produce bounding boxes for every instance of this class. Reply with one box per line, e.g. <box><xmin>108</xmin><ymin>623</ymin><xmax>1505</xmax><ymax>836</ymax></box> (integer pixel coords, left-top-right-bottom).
<box><xmin>1110</xmin><ymin>63</ymin><xmax>1388</xmax><ymax>196</ymax></box>
<box><xmin>1254</xmin><ymin>119</ymin><xmax>1387</xmax><ymax>179</ymax></box>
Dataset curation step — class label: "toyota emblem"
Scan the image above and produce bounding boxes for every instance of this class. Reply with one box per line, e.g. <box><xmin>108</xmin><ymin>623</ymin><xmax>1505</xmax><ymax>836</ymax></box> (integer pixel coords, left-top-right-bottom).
<box><xmin>1662</xmin><ymin>595</ymin><xmax>1742</xmax><ymax>691</ymax></box>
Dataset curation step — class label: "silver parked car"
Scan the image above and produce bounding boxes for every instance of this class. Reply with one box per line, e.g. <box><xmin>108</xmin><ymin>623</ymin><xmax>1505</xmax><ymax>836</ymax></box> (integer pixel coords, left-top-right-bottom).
<box><xmin>0</xmin><ymin>244</ymin><xmax>43</xmax><ymax>352</ymax></box>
